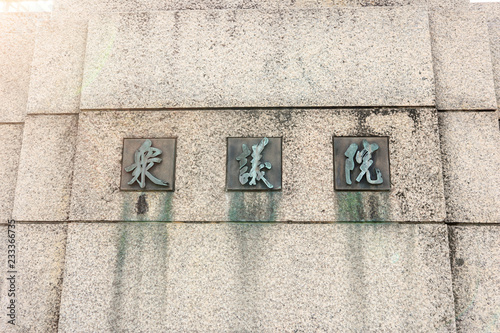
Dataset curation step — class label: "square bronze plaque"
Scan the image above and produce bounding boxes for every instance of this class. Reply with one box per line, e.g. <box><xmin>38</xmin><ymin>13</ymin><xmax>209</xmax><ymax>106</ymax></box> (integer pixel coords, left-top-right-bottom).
<box><xmin>226</xmin><ymin>137</ymin><xmax>282</xmax><ymax>191</ymax></box>
<box><xmin>120</xmin><ymin>138</ymin><xmax>176</xmax><ymax>191</ymax></box>
<box><xmin>333</xmin><ymin>136</ymin><xmax>391</xmax><ymax>191</ymax></box>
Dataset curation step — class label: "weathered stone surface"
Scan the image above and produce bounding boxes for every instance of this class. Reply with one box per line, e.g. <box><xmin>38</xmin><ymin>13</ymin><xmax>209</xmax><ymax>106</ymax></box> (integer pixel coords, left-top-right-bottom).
<box><xmin>80</xmin><ymin>8</ymin><xmax>434</xmax><ymax>109</ymax></box>
<box><xmin>58</xmin><ymin>223</ymin><xmax>456</xmax><ymax>332</ymax></box>
<box><xmin>0</xmin><ymin>31</ymin><xmax>36</xmax><ymax>122</ymax></box>
<box><xmin>0</xmin><ymin>14</ymin><xmax>49</xmax><ymax>122</ymax></box>
<box><xmin>0</xmin><ymin>13</ymin><xmax>48</xmax><ymax>34</ymax></box>
<box><xmin>0</xmin><ymin>225</ymin><xmax>7</xmax><ymax>330</ymax></box>
<box><xmin>449</xmin><ymin>226</ymin><xmax>500</xmax><ymax>332</ymax></box>
<box><xmin>488</xmin><ymin>18</ymin><xmax>500</xmax><ymax>115</ymax></box>
<box><xmin>54</xmin><ymin>0</ymin><xmax>270</xmax><ymax>12</ymax></box>
<box><xmin>430</xmin><ymin>8</ymin><xmax>497</xmax><ymax>111</ymax></box>
<box><xmin>27</xmin><ymin>16</ymin><xmax>88</xmax><ymax>114</ymax></box>
<box><xmin>0</xmin><ymin>223</ymin><xmax>67</xmax><ymax>333</ymax></box>
<box><xmin>0</xmin><ymin>125</ymin><xmax>23</xmax><ymax>223</ymax></box>
<box><xmin>438</xmin><ymin>112</ymin><xmax>500</xmax><ymax>223</ymax></box>
<box><xmin>470</xmin><ymin>2</ymin><xmax>500</xmax><ymax>20</ymax></box>
<box><xmin>53</xmin><ymin>0</ymin><xmax>468</xmax><ymax>13</ymax></box>
<box><xmin>13</xmin><ymin>115</ymin><xmax>78</xmax><ymax>221</ymax></box>
<box><xmin>70</xmin><ymin>109</ymin><xmax>445</xmax><ymax>222</ymax></box>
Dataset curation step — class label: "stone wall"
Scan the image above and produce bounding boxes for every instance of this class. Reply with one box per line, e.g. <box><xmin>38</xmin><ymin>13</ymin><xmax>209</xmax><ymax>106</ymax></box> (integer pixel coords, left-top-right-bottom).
<box><xmin>0</xmin><ymin>1</ymin><xmax>499</xmax><ymax>332</ymax></box>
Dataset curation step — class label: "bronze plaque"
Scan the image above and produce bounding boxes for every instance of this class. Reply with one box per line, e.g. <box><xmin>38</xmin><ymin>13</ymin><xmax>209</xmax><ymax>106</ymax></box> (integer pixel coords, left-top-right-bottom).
<box><xmin>226</xmin><ymin>137</ymin><xmax>282</xmax><ymax>191</ymax></box>
<box><xmin>120</xmin><ymin>138</ymin><xmax>176</xmax><ymax>191</ymax></box>
<box><xmin>333</xmin><ymin>136</ymin><xmax>391</xmax><ymax>191</ymax></box>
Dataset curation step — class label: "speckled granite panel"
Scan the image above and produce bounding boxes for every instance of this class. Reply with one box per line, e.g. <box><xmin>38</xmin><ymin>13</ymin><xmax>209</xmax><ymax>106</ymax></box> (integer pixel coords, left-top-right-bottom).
<box><xmin>12</xmin><ymin>115</ymin><xmax>78</xmax><ymax>221</ymax></box>
<box><xmin>430</xmin><ymin>8</ymin><xmax>497</xmax><ymax>111</ymax></box>
<box><xmin>53</xmin><ymin>0</ymin><xmax>469</xmax><ymax>13</ymax></box>
<box><xmin>449</xmin><ymin>226</ymin><xmax>500</xmax><ymax>333</ymax></box>
<box><xmin>58</xmin><ymin>223</ymin><xmax>456</xmax><ymax>332</ymax></box>
<box><xmin>0</xmin><ymin>14</ymin><xmax>49</xmax><ymax>122</ymax></box>
<box><xmin>0</xmin><ymin>32</ymin><xmax>36</xmax><ymax>122</ymax></box>
<box><xmin>0</xmin><ymin>125</ymin><xmax>23</xmax><ymax>223</ymax></box>
<box><xmin>80</xmin><ymin>8</ymin><xmax>434</xmax><ymax>109</ymax></box>
<box><xmin>438</xmin><ymin>112</ymin><xmax>500</xmax><ymax>222</ymax></box>
<box><xmin>0</xmin><ymin>13</ymin><xmax>48</xmax><ymax>34</ymax></box>
<box><xmin>0</xmin><ymin>223</ymin><xmax>67</xmax><ymax>333</ymax></box>
<box><xmin>70</xmin><ymin>109</ymin><xmax>445</xmax><ymax>222</ymax></box>
<box><xmin>27</xmin><ymin>16</ymin><xmax>88</xmax><ymax>114</ymax></box>
<box><xmin>488</xmin><ymin>18</ymin><xmax>500</xmax><ymax>114</ymax></box>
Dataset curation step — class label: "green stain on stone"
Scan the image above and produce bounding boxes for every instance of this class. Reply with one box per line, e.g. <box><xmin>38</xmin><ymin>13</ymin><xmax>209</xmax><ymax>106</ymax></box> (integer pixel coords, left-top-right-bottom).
<box><xmin>121</xmin><ymin>195</ymin><xmax>134</xmax><ymax>222</ymax></box>
<box><xmin>110</xmin><ymin>223</ymin><xmax>129</xmax><ymax>321</ymax></box>
<box><xmin>158</xmin><ymin>192</ymin><xmax>173</xmax><ymax>222</ymax></box>
<box><xmin>121</xmin><ymin>192</ymin><xmax>173</xmax><ymax>222</ymax></box>
<box><xmin>337</xmin><ymin>192</ymin><xmax>390</xmax><ymax>222</ymax></box>
<box><xmin>337</xmin><ymin>192</ymin><xmax>363</xmax><ymax>221</ymax></box>
<box><xmin>228</xmin><ymin>191</ymin><xmax>281</xmax><ymax>222</ymax></box>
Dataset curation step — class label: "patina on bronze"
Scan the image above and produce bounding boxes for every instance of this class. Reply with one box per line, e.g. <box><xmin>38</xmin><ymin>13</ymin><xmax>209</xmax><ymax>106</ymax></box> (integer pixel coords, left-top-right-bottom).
<box><xmin>226</xmin><ymin>137</ymin><xmax>282</xmax><ymax>191</ymax></box>
<box><xmin>120</xmin><ymin>138</ymin><xmax>176</xmax><ymax>191</ymax></box>
<box><xmin>333</xmin><ymin>136</ymin><xmax>391</xmax><ymax>191</ymax></box>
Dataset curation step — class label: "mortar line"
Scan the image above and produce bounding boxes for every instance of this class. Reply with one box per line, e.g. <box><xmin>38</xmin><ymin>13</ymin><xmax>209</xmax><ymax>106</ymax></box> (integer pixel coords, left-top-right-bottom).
<box><xmin>78</xmin><ymin>105</ymin><xmax>436</xmax><ymax>112</ymax></box>
<box><xmin>3</xmin><ymin>220</ymin><xmax>499</xmax><ymax>226</ymax></box>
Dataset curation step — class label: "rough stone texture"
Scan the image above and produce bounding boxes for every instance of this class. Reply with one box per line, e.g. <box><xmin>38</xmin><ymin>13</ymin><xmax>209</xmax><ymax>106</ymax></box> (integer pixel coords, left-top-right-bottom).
<box><xmin>471</xmin><ymin>2</ymin><xmax>500</xmax><ymax>117</ymax></box>
<box><xmin>0</xmin><ymin>223</ymin><xmax>67</xmax><ymax>333</ymax></box>
<box><xmin>0</xmin><ymin>13</ymin><xmax>48</xmax><ymax>34</ymax></box>
<box><xmin>0</xmin><ymin>125</ymin><xmax>23</xmax><ymax>223</ymax></box>
<box><xmin>12</xmin><ymin>115</ymin><xmax>78</xmax><ymax>221</ymax></box>
<box><xmin>26</xmin><ymin>16</ymin><xmax>88</xmax><ymax>114</ymax></box>
<box><xmin>438</xmin><ymin>112</ymin><xmax>500</xmax><ymax>223</ymax></box>
<box><xmin>0</xmin><ymin>225</ymin><xmax>4</xmax><ymax>317</ymax></box>
<box><xmin>429</xmin><ymin>8</ymin><xmax>497</xmax><ymax>111</ymax></box>
<box><xmin>53</xmin><ymin>0</ymin><xmax>468</xmax><ymax>13</ymax></box>
<box><xmin>488</xmin><ymin>18</ymin><xmax>500</xmax><ymax>116</ymax></box>
<box><xmin>449</xmin><ymin>226</ymin><xmax>500</xmax><ymax>333</ymax></box>
<box><xmin>80</xmin><ymin>8</ymin><xmax>434</xmax><ymax>110</ymax></box>
<box><xmin>0</xmin><ymin>30</ymin><xmax>36</xmax><ymax>122</ymax></box>
<box><xmin>470</xmin><ymin>2</ymin><xmax>500</xmax><ymax>20</ymax></box>
<box><xmin>58</xmin><ymin>223</ymin><xmax>456</xmax><ymax>332</ymax></box>
<box><xmin>0</xmin><ymin>14</ymin><xmax>48</xmax><ymax>122</ymax></box>
<box><xmin>70</xmin><ymin>108</ymin><xmax>445</xmax><ymax>222</ymax></box>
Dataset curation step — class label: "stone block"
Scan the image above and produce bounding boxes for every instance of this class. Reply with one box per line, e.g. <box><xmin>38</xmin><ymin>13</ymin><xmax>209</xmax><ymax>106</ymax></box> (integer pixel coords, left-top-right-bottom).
<box><xmin>52</xmin><ymin>0</ymin><xmax>469</xmax><ymax>13</ymax></box>
<box><xmin>58</xmin><ymin>223</ymin><xmax>456</xmax><ymax>332</ymax></box>
<box><xmin>26</xmin><ymin>16</ymin><xmax>88</xmax><ymax>114</ymax></box>
<box><xmin>488</xmin><ymin>18</ymin><xmax>500</xmax><ymax>115</ymax></box>
<box><xmin>0</xmin><ymin>14</ymin><xmax>49</xmax><ymax>122</ymax></box>
<box><xmin>0</xmin><ymin>13</ymin><xmax>48</xmax><ymax>34</ymax></box>
<box><xmin>0</xmin><ymin>125</ymin><xmax>23</xmax><ymax>223</ymax></box>
<box><xmin>70</xmin><ymin>108</ymin><xmax>445</xmax><ymax>222</ymax></box>
<box><xmin>429</xmin><ymin>8</ymin><xmax>497</xmax><ymax>111</ymax></box>
<box><xmin>438</xmin><ymin>112</ymin><xmax>500</xmax><ymax>223</ymax></box>
<box><xmin>0</xmin><ymin>223</ymin><xmax>67</xmax><ymax>333</ymax></box>
<box><xmin>80</xmin><ymin>8</ymin><xmax>434</xmax><ymax>109</ymax></box>
<box><xmin>449</xmin><ymin>226</ymin><xmax>500</xmax><ymax>332</ymax></box>
<box><xmin>12</xmin><ymin>115</ymin><xmax>78</xmax><ymax>221</ymax></box>
<box><xmin>0</xmin><ymin>31</ymin><xmax>36</xmax><ymax>122</ymax></box>
<box><xmin>470</xmin><ymin>2</ymin><xmax>500</xmax><ymax>21</ymax></box>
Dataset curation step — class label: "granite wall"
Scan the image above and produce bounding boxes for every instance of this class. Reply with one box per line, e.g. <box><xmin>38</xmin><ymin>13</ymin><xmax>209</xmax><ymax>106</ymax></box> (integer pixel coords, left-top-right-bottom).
<box><xmin>0</xmin><ymin>1</ymin><xmax>499</xmax><ymax>332</ymax></box>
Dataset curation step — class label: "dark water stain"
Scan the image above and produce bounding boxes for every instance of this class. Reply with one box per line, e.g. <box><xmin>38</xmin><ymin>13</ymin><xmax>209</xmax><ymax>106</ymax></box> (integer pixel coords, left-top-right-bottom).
<box><xmin>121</xmin><ymin>192</ymin><xmax>173</xmax><ymax>222</ymax></box>
<box><xmin>345</xmin><ymin>223</ymin><xmax>369</xmax><ymax>329</ymax></box>
<box><xmin>136</xmin><ymin>194</ymin><xmax>148</xmax><ymax>215</ymax></box>
<box><xmin>108</xmin><ymin>223</ymin><xmax>129</xmax><ymax>329</ymax></box>
<box><xmin>230</xmin><ymin>223</ymin><xmax>267</xmax><ymax>330</ymax></box>
<box><xmin>109</xmin><ymin>222</ymin><xmax>170</xmax><ymax>329</ymax></box>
